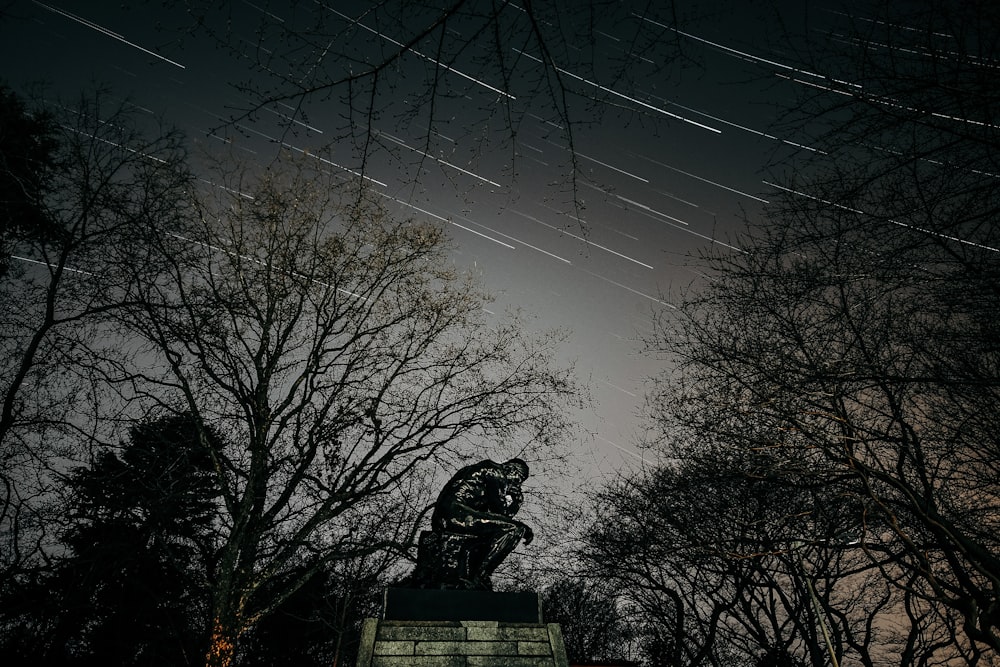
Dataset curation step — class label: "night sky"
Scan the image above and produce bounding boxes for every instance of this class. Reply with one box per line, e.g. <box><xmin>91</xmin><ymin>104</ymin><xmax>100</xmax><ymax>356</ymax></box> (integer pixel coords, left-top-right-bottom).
<box><xmin>1</xmin><ymin>0</ymin><xmax>820</xmax><ymax>475</ymax></box>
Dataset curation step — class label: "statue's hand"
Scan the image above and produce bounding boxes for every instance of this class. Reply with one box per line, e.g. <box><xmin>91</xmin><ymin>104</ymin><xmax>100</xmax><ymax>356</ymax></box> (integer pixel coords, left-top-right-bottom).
<box><xmin>504</xmin><ymin>487</ymin><xmax>523</xmax><ymax>516</ymax></box>
<box><xmin>520</xmin><ymin>523</ymin><xmax>534</xmax><ymax>546</ymax></box>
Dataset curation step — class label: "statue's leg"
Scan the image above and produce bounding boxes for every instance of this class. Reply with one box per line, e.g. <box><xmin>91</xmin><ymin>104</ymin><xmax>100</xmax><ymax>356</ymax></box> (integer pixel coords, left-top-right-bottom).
<box><xmin>436</xmin><ymin>506</ymin><xmax>527</xmax><ymax>589</ymax></box>
<box><xmin>477</xmin><ymin>522</ymin><xmax>526</xmax><ymax>583</ymax></box>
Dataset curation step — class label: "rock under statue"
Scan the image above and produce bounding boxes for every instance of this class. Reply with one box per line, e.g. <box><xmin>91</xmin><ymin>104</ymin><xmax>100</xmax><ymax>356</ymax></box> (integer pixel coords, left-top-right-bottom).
<box><xmin>406</xmin><ymin>458</ymin><xmax>533</xmax><ymax>590</ymax></box>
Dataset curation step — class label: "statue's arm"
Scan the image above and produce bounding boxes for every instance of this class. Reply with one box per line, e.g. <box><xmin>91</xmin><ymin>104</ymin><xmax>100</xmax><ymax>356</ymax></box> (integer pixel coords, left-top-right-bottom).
<box><xmin>483</xmin><ymin>475</ymin><xmax>508</xmax><ymax>513</ymax></box>
<box><xmin>505</xmin><ymin>484</ymin><xmax>523</xmax><ymax>516</ymax></box>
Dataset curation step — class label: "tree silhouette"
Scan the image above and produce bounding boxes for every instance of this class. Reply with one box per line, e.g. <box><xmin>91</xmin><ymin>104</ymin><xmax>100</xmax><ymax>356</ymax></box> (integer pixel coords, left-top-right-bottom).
<box><xmin>0</xmin><ymin>88</ymin><xmax>193</xmax><ymax>587</ymax></box>
<box><xmin>579</xmin><ymin>452</ymin><xmax>893</xmax><ymax>667</ymax></box>
<box><xmin>0</xmin><ymin>413</ymin><xmax>221</xmax><ymax>666</ymax></box>
<box><xmin>113</xmin><ymin>153</ymin><xmax>577</xmax><ymax>666</ymax></box>
<box><xmin>542</xmin><ymin>576</ymin><xmax>631</xmax><ymax>664</ymax></box>
<box><xmin>638</xmin><ymin>0</ymin><xmax>1000</xmax><ymax>659</ymax></box>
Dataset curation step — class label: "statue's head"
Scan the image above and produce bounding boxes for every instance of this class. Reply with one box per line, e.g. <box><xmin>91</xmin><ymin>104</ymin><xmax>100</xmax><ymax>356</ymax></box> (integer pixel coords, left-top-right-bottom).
<box><xmin>502</xmin><ymin>458</ymin><xmax>529</xmax><ymax>482</ymax></box>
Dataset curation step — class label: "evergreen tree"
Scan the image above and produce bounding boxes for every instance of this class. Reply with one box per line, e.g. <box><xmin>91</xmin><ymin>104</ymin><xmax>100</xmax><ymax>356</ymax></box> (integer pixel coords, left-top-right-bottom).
<box><xmin>1</xmin><ymin>413</ymin><xmax>221</xmax><ymax>665</ymax></box>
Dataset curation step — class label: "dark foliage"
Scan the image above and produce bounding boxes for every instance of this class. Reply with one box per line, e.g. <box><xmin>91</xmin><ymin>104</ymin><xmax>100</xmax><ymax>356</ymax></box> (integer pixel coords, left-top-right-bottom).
<box><xmin>0</xmin><ymin>413</ymin><xmax>221</xmax><ymax>666</ymax></box>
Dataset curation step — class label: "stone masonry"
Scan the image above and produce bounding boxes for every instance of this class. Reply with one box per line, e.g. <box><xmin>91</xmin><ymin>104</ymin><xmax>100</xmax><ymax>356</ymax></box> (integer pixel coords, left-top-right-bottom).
<box><xmin>355</xmin><ymin>619</ymin><xmax>570</xmax><ymax>667</ymax></box>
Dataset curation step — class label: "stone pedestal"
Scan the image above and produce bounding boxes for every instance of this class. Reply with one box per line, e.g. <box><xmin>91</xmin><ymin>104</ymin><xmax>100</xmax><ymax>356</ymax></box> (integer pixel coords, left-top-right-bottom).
<box><xmin>356</xmin><ymin>588</ymin><xmax>569</xmax><ymax>666</ymax></box>
<box><xmin>355</xmin><ymin>619</ymin><xmax>570</xmax><ymax>667</ymax></box>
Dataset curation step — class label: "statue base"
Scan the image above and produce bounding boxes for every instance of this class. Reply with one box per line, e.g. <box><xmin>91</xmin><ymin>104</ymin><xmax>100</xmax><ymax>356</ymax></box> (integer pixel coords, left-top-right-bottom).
<box><xmin>355</xmin><ymin>618</ymin><xmax>569</xmax><ymax>667</ymax></box>
<box><xmin>356</xmin><ymin>588</ymin><xmax>566</xmax><ymax>666</ymax></box>
<box><xmin>384</xmin><ymin>587</ymin><xmax>541</xmax><ymax>623</ymax></box>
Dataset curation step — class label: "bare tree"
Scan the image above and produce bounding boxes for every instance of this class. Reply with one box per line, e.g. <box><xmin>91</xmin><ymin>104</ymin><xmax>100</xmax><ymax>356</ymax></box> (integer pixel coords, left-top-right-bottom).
<box><xmin>112</xmin><ymin>153</ymin><xmax>577</xmax><ymax>667</ymax></box>
<box><xmin>641</xmin><ymin>197</ymin><xmax>1000</xmax><ymax>661</ymax></box>
<box><xmin>542</xmin><ymin>575</ymin><xmax>633</xmax><ymax>664</ymax></box>
<box><xmin>579</xmin><ymin>451</ymin><xmax>899</xmax><ymax>667</ymax></box>
<box><xmin>0</xmin><ymin>87</ymin><xmax>193</xmax><ymax>581</ymax></box>
<box><xmin>638</xmin><ymin>0</ymin><xmax>1000</xmax><ymax>658</ymax></box>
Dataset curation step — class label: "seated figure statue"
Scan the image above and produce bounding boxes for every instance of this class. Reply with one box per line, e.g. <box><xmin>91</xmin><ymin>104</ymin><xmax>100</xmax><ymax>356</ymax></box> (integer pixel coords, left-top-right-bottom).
<box><xmin>406</xmin><ymin>458</ymin><xmax>533</xmax><ymax>590</ymax></box>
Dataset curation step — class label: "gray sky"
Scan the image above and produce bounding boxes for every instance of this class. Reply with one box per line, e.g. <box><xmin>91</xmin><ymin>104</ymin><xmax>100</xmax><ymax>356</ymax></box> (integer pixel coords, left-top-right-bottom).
<box><xmin>2</xmin><ymin>0</ymin><xmax>823</xmax><ymax>476</ymax></box>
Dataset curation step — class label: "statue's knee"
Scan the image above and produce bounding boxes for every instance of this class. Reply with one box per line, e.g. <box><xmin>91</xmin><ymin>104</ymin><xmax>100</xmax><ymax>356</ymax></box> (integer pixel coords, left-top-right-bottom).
<box><xmin>505</xmin><ymin>522</ymin><xmax>525</xmax><ymax>540</ymax></box>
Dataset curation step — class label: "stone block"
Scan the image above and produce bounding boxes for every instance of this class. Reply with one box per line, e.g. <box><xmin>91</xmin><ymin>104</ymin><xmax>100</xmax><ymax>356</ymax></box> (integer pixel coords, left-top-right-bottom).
<box><xmin>373</xmin><ymin>641</ymin><xmax>415</xmax><ymax>656</ymax></box>
<box><xmin>378</xmin><ymin>624</ymin><xmax>466</xmax><ymax>642</ymax></box>
<box><xmin>466</xmin><ymin>657</ymin><xmax>555</xmax><ymax>667</ymax></box>
<box><xmin>415</xmin><ymin>640</ymin><xmax>518</xmax><ymax>655</ymax></box>
<box><xmin>517</xmin><ymin>641</ymin><xmax>552</xmax><ymax>656</ymax></box>
<box><xmin>466</xmin><ymin>625</ymin><xmax>549</xmax><ymax>642</ymax></box>
<box><xmin>356</xmin><ymin>618</ymin><xmax>378</xmax><ymax>667</ymax></box>
<box><xmin>372</xmin><ymin>657</ymin><xmax>464</xmax><ymax>667</ymax></box>
<box><xmin>504</xmin><ymin>627</ymin><xmax>550</xmax><ymax>641</ymax></box>
<box><xmin>546</xmin><ymin>624</ymin><xmax>569</xmax><ymax>667</ymax></box>
<box><xmin>465</xmin><ymin>626</ymin><xmax>501</xmax><ymax>641</ymax></box>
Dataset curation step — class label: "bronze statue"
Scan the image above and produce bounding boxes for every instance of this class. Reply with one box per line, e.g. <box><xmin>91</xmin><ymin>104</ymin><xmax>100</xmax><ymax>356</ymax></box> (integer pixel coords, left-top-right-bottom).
<box><xmin>406</xmin><ymin>458</ymin><xmax>533</xmax><ymax>590</ymax></box>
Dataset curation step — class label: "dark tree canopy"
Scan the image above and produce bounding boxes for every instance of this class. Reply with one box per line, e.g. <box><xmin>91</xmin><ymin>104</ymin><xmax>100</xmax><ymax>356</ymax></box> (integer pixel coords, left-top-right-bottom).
<box><xmin>0</xmin><ymin>413</ymin><xmax>220</xmax><ymax>666</ymax></box>
<box><xmin>238</xmin><ymin>561</ymin><xmax>384</xmax><ymax>667</ymax></box>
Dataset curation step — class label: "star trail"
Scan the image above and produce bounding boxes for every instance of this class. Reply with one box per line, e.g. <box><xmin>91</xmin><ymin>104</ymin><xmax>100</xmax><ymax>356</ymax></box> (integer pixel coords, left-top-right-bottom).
<box><xmin>1</xmin><ymin>0</ymin><xmax>836</xmax><ymax>474</ymax></box>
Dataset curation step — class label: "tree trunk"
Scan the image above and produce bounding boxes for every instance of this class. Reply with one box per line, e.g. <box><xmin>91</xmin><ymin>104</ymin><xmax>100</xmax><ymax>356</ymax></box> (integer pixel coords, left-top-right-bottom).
<box><xmin>205</xmin><ymin>619</ymin><xmax>238</xmax><ymax>667</ymax></box>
